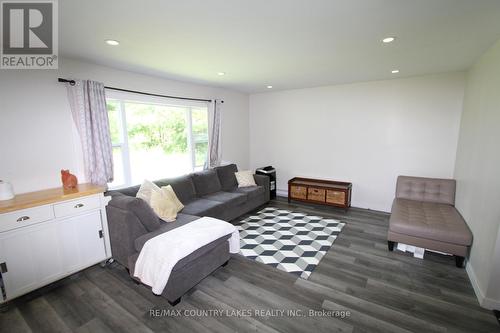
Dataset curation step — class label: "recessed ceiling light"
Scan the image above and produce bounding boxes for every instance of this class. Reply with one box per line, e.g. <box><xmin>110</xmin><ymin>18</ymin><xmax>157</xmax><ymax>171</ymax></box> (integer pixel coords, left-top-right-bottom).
<box><xmin>105</xmin><ymin>39</ymin><xmax>120</xmax><ymax>46</ymax></box>
<box><xmin>391</xmin><ymin>69</ymin><xmax>400</xmax><ymax>74</ymax></box>
<box><xmin>382</xmin><ymin>37</ymin><xmax>396</xmax><ymax>43</ymax></box>
<box><xmin>267</xmin><ymin>85</ymin><xmax>273</xmax><ymax>89</ymax></box>
<box><xmin>217</xmin><ymin>72</ymin><xmax>226</xmax><ymax>76</ymax></box>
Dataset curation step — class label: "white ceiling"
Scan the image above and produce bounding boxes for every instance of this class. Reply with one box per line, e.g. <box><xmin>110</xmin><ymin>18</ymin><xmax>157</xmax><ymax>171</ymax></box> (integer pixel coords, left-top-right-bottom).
<box><xmin>60</xmin><ymin>0</ymin><xmax>500</xmax><ymax>93</ymax></box>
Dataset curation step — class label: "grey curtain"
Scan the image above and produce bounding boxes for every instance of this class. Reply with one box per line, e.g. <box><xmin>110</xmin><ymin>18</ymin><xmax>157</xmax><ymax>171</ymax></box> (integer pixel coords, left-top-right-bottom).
<box><xmin>208</xmin><ymin>99</ymin><xmax>222</xmax><ymax>168</ymax></box>
<box><xmin>65</xmin><ymin>80</ymin><xmax>114</xmax><ymax>186</ymax></box>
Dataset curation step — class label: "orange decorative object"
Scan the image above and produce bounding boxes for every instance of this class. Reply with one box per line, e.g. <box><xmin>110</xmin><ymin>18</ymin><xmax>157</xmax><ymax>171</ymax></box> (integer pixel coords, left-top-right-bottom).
<box><xmin>61</xmin><ymin>170</ymin><xmax>78</xmax><ymax>189</ymax></box>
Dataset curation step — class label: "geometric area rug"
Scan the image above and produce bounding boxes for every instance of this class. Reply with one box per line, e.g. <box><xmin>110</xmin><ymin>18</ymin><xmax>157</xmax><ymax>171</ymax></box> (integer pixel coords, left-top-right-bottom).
<box><xmin>237</xmin><ymin>207</ymin><xmax>345</xmax><ymax>279</ymax></box>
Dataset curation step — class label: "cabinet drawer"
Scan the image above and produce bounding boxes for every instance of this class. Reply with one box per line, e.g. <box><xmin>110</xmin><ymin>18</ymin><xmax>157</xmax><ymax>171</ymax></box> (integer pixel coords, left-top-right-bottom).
<box><xmin>290</xmin><ymin>185</ymin><xmax>307</xmax><ymax>199</ymax></box>
<box><xmin>326</xmin><ymin>190</ymin><xmax>346</xmax><ymax>205</ymax></box>
<box><xmin>53</xmin><ymin>196</ymin><xmax>100</xmax><ymax>218</ymax></box>
<box><xmin>0</xmin><ymin>206</ymin><xmax>54</xmax><ymax>233</ymax></box>
<box><xmin>308</xmin><ymin>188</ymin><xmax>326</xmax><ymax>202</ymax></box>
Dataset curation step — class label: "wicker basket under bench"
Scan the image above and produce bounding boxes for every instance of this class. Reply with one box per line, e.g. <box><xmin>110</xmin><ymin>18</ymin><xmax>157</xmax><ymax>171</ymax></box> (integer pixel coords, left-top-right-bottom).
<box><xmin>288</xmin><ymin>177</ymin><xmax>352</xmax><ymax>210</ymax></box>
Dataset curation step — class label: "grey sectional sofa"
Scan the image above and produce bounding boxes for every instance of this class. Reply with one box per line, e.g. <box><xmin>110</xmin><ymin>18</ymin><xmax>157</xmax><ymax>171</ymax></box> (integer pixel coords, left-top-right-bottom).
<box><xmin>387</xmin><ymin>176</ymin><xmax>472</xmax><ymax>267</ymax></box>
<box><xmin>105</xmin><ymin>164</ymin><xmax>270</xmax><ymax>305</ymax></box>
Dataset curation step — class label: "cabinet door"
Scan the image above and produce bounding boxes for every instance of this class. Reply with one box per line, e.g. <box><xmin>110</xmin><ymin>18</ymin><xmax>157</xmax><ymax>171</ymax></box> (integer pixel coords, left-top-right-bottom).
<box><xmin>0</xmin><ymin>222</ymin><xmax>64</xmax><ymax>301</ymax></box>
<box><xmin>58</xmin><ymin>211</ymin><xmax>107</xmax><ymax>273</ymax></box>
<box><xmin>0</xmin><ymin>210</ymin><xmax>107</xmax><ymax>302</ymax></box>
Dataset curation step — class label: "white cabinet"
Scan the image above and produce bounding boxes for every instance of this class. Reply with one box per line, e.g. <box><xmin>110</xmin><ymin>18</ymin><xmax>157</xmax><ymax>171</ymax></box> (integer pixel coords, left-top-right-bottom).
<box><xmin>0</xmin><ymin>186</ymin><xmax>111</xmax><ymax>303</ymax></box>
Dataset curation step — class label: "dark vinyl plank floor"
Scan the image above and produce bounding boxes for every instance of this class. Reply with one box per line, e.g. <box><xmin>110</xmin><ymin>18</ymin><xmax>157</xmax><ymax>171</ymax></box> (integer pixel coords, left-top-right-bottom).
<box><xmin>1</xmin><ymin>197</ymin><xmax>499</xmax><ymax>333</ymax></box>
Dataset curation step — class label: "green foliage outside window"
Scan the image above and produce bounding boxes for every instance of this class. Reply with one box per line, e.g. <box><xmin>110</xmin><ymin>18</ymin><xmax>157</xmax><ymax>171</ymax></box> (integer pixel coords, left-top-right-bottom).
<box><xmin>106</xmin><ymin>101</ymin><xmax>208</xmax><ymax>164</ymax></box>
<box><xmin>126</xmin><ymin>103</ymin><xmax>188</xmax><ymax>154</ymax></box>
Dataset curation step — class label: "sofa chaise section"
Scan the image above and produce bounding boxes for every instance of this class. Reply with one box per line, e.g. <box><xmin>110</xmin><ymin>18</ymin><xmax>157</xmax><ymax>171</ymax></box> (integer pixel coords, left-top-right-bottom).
<box><xmin>105</xmin><ymin>164</ymin><xmax>270</xmax><ymax>304</ymax></box>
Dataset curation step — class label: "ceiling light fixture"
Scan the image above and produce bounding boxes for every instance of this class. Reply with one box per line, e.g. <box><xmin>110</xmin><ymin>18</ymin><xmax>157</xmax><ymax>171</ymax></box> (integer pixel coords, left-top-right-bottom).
<box><xmin>382</xmin><ymin>37</ymin><xmax>396</xmax><ymax>44</ymax></box>
<box><xmin>391</xmin><ymin>69</ymin><xmax>400</xmax><ymax>74</ymax></box>
<box><xmin>267</xmin><ymin>85</ymin><xmax>273</xmax><ymax>89</ymax></box>
<box><xmin>105</xmin><ymin>39</ymin><xmax>120</xmax><ymax>46</ymax></box>
<box><xmin>217</xmin><ymin>72</ymin><xmax>226</xmax><ymax>76</ymax></box>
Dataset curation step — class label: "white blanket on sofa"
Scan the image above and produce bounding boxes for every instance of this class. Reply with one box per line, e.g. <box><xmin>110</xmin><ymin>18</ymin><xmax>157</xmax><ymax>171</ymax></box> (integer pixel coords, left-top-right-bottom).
<box><xmin>133</xmin><ymin>216</ymin><xmax>240</xmax><ymax>295</ymax></box>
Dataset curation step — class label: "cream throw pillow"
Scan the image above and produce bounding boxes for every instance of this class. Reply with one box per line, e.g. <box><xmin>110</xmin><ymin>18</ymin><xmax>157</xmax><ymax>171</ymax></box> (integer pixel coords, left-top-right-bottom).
<box><xmin>136</xmin><ymin>179</ymin><xmax>159</xmax><ymax>203</ymax></box>
<box><xmin>161</xmin><ymin>185</ymin><xmax>184</xmax><ymax>213</ymax></box>
<box><xmin>136</xmin><ymin>181</ymin><xmax>184</xmax><ymax>222</ymax></box>
<box><xmin>149</xmin><ymin>188</ymin><xmax>178</xmax><ymax>222</ymax></box>
<box><xmin>235</xmin><ymin>170</ymin><xmax>257</xmax><ymax>187</ymax></box>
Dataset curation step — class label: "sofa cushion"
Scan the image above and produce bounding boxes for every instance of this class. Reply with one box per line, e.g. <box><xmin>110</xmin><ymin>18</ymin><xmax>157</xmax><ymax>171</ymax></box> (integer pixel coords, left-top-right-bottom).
<box><xmin>134</xmin><ymin>213</ymin><xmax>200</xmax><ymax>252</ymax></box>
<box><xmin>112</xmin><ymin>185</ymin><xmax>141</xmax><ymax>197</ymax></box>
<box><xmin>395</xmin><ymin>176</ymin><xmax>456</xmax><ymax>205</ymax></box>
<box><xmin>108</xmin><ymin>194</ymin><xmax>161</xmax><ymax>232</ymax></box>
<box><xmin>215</xmin><ymin>164</ymin><xmax>238</xmax><ymax>191</ymax></box>
<box><xmin>191</xmin><ymin>170</ymin><xmax>222</xmax><ymax>196</ymax></box>
<box><xmin>231</xmin><ymin>185</ymin><xmax>265</xmax><ymax>200</ymax></box>
<box><xmin>389</xmin><ymin>198</ymin><xmax>472</xmax><ymax>246</ymax></box>
<box><xmin>203</xmin><ymin>191</ymin><xmax>247</xmax><ymax>207</ymax></box>
<box><xmin>154</xmin><ymin>175</ymin><xmax>197</xmax><ymax>204</ymax></box>
<box><xmin>181</xmin><ymin>199</ymin><xmax>226</xmax><ymax>217</ymax></box>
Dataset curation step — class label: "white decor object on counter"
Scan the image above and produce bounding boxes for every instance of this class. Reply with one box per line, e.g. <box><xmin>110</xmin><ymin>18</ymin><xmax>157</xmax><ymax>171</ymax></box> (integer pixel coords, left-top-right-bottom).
<box><xmin>0</xmin><ymin>181</ymin><xmax>14</xmax><ymax>201</ymax></box>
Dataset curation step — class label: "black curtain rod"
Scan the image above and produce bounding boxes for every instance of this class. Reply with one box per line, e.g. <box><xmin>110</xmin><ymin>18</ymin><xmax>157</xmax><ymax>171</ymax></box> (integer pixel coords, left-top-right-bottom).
<box><xmin>58</xmin><ymin>78</ymin><xmax>219</xmax><ymax>103</ymax></box>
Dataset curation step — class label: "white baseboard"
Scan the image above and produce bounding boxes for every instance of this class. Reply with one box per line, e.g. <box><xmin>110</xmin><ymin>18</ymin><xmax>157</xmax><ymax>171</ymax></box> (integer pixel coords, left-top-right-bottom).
<box><xmin>482</xmin><ymin>296</ymin><xmax>500</xmax><ymax>310</ymax></box>
<box><xmin>467</xmin><ymin>263</ymin><xmax>486</xmax><ymax>306</ymax></box>
<box><xmin>276</xmin><ymin>189</ymin><xmax>288</xmax><ymax>197</ymax></box>
<box><xmin>466</xmin><ymin>262</ymin><xmax>500</xmax><ymax>310</ymax></box>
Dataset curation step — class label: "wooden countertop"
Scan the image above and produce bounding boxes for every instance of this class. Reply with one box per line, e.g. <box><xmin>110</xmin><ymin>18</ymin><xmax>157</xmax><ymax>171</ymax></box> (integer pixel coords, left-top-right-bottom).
<box><xmin>0</xmin><ymin>184</ymin><xmax>106</xmax><ymax>214</ymax></box>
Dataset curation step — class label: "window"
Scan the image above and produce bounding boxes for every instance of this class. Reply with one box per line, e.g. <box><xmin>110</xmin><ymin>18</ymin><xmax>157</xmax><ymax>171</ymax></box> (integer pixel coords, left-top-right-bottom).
<box><xmin>107</xmin><ymin>91</ymin><xmax>209</xmax><ymax>188</ymax></box>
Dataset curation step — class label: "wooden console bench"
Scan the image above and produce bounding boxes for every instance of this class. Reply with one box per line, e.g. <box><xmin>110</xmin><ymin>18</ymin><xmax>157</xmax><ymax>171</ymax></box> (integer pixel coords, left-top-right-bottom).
<box><xmin>288</xmin><ymin>177</ymin><xmax>352</xmax><ymax>210</ymax></box>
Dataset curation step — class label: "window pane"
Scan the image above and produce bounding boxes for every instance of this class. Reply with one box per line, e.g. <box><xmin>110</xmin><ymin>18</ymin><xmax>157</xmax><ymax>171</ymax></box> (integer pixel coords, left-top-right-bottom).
<box><xmin>107</xmin><ymin>100</ymin><xmax>121</xmax><ymax>145</ymax></box>
<box><xmin>125</xmin><ymin>102</ymin><xmax>191</xmax><ymax>183</ymax></box>
<box><xmin>108</xmin><ymin>146</ymin><xmax>125</xmax><ymax>188</ymax></box>
<box><xmin>192</xmin><ymin>107</ymin><xmax>209</xmax><ymax>168</ymax></box>
<box><xmin>195</xmin><ymin>141</ymin><xmax>208</xmax><ymax>168</ymax></box>
<box><xmin>192</xmin><ymin>107</ymin><xmax>209</xmax><ymax>141</ymax></box>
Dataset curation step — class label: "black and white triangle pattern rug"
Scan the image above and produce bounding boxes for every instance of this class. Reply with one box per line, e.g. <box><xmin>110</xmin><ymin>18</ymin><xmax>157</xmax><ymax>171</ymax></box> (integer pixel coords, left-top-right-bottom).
<box><xmin>237</xmin><ymin>207</ymin><xmax>345</xmax><ymax>279</ymax></box>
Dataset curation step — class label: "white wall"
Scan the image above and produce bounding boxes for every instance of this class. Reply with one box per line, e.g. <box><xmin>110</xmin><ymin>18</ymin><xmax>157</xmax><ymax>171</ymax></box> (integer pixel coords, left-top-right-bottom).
<box><xmin>249</xmin><ymin>73</ymin><xmax>465</xmax><ymax>212</ymax></box>
<box><xmin>0</xmin><ymin>58</ymin><xmax>249</xmax><ymax>194</ymax></box>
<box><xmin>454</xmin><ymin>38</ymin><xmax>500</xmax><ymax>310</ymax></box>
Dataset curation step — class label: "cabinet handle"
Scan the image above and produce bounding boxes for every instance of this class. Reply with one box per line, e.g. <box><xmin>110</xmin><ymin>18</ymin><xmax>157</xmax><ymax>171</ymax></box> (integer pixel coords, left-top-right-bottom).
<box><xmin>0</xmin><ymin>264</ymin><xmax>6</xmax><ymax>300</ymax></box>
<box><xmin>16</xmin><ymin>216</ymin><xmax>30</xmax><ymax>222</ymax></box>
<box><xmin>74</xmin><ymin>203</ymin><xmax>84</xmax><ymax>208</ymax></box>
